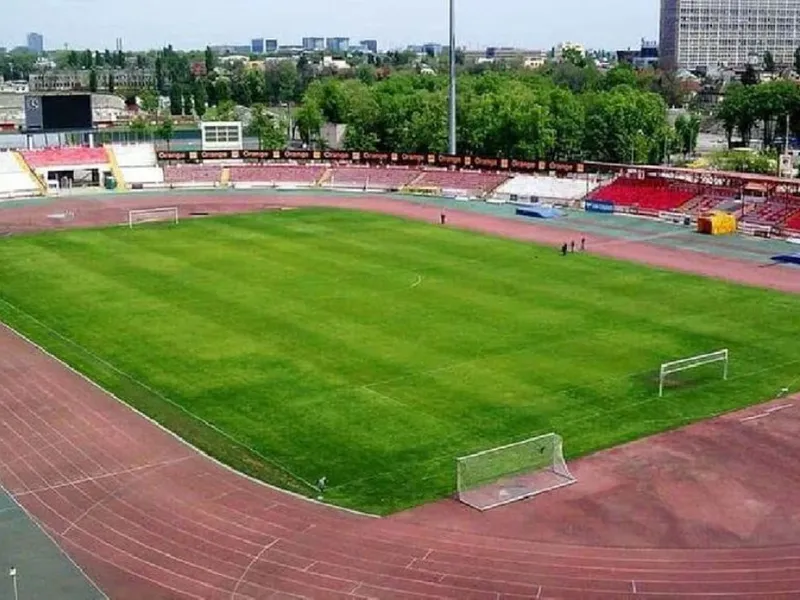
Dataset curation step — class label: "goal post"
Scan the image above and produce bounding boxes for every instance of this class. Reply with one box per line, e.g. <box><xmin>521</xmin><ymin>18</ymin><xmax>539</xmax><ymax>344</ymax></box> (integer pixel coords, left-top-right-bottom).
<box><xmin>128</xmin><ymin>206</ymin><xmax>179</xmax><ymax>229</ymax></box>
<box><xmin>659</xmin><ymin>349</ymin><xmax>728</xmax><ymax>397</ymax></box>
<box><xmin>456</xmin><ymin>432</ymin><xmax>577</xmax><ymax>511</ymax></box>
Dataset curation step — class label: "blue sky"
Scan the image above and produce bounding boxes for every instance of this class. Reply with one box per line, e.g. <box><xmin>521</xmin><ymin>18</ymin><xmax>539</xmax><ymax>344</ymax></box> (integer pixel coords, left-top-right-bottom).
<box><xmin>1</xmin><ymin>0</ymin><xmax>658</xmax><ymax>52</ymax></box>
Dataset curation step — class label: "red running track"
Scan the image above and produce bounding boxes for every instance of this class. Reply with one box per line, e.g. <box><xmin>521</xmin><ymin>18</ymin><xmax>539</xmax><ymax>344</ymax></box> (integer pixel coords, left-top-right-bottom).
<box><xmin>1</xmin><ymin>192</ymin><xmax>800</xmax><ymax>598</ymax></box>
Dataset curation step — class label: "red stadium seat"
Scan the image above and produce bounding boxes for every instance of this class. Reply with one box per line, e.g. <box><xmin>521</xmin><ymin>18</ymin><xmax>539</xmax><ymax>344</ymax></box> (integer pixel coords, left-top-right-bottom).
<box><xmin>415</xmin><ymin>169</ymin><xmax>509</xmax><ymax>196</ymax></box>
<box><xmin>327</xmin><ymin>166</ymin><xmax>420</xmax><ymax>189</ymax></box>
<box><xmin>21</xmin><ymin>147</ymin><xmax>108</xmax><ymax>169</ymax></box>
<box><xmin>163</xmin><ymin>164</ymin><xmax>221</xmax><ymax>184</ymax></box>
<box><xmin>590</xmin><ymin>177</ymin><xmax>699</xmax><ymax>212</ymax></box>
<box><xmin>743</xmin><ymin>196</ymin><xmax>800</xmax><ymax>228</ymax></box>
<box><xmin>229</xmin><ymin>164</ymin><xmax>325</xmax><ymax>184</ymax></box>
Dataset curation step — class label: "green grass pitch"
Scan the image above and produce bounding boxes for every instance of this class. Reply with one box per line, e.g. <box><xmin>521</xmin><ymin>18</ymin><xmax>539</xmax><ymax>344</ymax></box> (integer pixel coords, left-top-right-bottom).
<box><xmin>0</xmin><ymin>208</ymin><xmax>798</xmax><ymax>514</ymax></box>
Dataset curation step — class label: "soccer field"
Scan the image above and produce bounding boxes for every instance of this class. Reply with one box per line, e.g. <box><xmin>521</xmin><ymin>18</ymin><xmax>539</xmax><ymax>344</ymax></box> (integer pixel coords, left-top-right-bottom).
<box><xmin>0</xmin><ymin>208</ymin><xmax>797</xmax><ymax>514</ymax></box>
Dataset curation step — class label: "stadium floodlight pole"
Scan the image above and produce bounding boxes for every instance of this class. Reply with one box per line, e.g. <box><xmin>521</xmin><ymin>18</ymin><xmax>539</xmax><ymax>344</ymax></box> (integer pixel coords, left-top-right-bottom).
<box><xmin>9</xmin><ymin>567</ymin><xmax>18</xmax><ymax>600</ymax></box>
<box><xmin>448</xmin><ymin>0</ymin><xmax>457</xmax><ymax>155</ymax></box>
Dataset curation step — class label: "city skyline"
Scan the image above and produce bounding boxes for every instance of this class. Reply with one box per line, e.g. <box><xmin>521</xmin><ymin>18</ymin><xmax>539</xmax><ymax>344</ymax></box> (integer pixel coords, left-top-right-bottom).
<box><xmin>1</xmin><ymin>0</ymin><xmax>657</xmax><ymax>52</ymax></box>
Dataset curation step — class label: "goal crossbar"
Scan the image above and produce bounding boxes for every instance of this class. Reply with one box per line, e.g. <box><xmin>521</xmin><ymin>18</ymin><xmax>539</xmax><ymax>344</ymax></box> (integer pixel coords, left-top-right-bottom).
<box><xmin>456</xmin><ymin>432</ymin><xmax>576</xmax><ymax>511</ymax></box>
<box><xmin>128</xmin><ymin>206</ymin><xmax>179</xmax><ymax>228</ymax></box>
<box><xmin>659</xmin><ymin>349</ymin><xmax>728</xmax><ymax>397</ymax></box>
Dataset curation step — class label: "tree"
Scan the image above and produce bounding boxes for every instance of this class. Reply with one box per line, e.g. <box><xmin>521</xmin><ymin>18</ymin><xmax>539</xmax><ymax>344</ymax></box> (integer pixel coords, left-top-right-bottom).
<box><xmin>709</xmin><ymin>149</ymin><xmax>775</xmax><ymax>174</ymax></box>
<box><xmin>764</xmin><ymin>51</ymin><xmax>776</xmax><ymax>73</ymax></box>
<box><xmin>205</xmin><ymin>77</ymin><xmax>218</xmax><ymax>107</ymax></box>
<box><xmin>742</xmin><ymin>64</ymin><xmax>759</xmax><ymax>86</ymax></box>
<box><xmin>66</xmin><ymin>50</ymin><xmax>79</xmax><ymax>68</ymax></box>
<box><xmin>296</xmin><ymin>54</ymin><xmax>315</xmax><ymax>98</ymax></box>
<box><xmin>215</xmin><ymin>78</ymin><xmax>232</xmax><ymax>104</ymax></box>
<box><xmin>795</xmin><ymin>47</ymin><xmax>800</xmax><ymax>75</ymax></box>
<box><xmin>356</xmin><ymin>64</ymin><xmax>376</xmax><ymax>86</ymax></box>
<box><xmin>294</xmin><ymin>99</ymin><xmax>324</xmax><ymax>146</ymax></box>
<box><xmin>140</xmin><ymin>88</ymin><xmax>160</xmax><ymax>114</ymax></box>
<box><xmin>560</xmin><ymin>47</ymin><xmax>587</xmax><ymax>68</ymax></box>
<box><xmin>650</xmin><ymin>70</ymin><xmax>686</xmax><ymax>107</ymax></box>
<box><xmin>169</xmin><ymin>84</ymin><xmax>183</xmax><ymax>115</ymax></box>
<box><xmin>548</xmin><ymin>87</ymin><xmax>584</xmax><ymax>160</ymax></box>
<box><xmin>155</xmin><ymin>56</ymin><xmax>165</xmax><ymax>94</ymax></box>
<box><xmin>155</xmin><ymin>117</ymin><xmax>174</xmax><ymax>149</ymax></box>
<box><xmin>548</xmin><ymin>61</ymin><xmax>600</xmax><ymax>94</ymax></box>
<box><xmin>182</xmin><ymin>89</ymin><xmax>194</xmax><ymax>116</ymax></box>
<box><xmin>674</xmin><ymin>113</ymin><xmax>701</xmax><ymax>156</ymax></box>
<box><xmin>306</xmin><ymin>79</ymin><xmax>351</xmax><ymax>123</ymax></box>
<box><xmin>204</xmin><ymin>100</ymin><xmax>236</xmax><ymax>121</ymax></box>
<box><xmin>717</xmin><ymin>83</ymin><xmax>758</xmax><ymax>146</ymax></box>
<box><xmin>108</xmin><ymin>72</ymin><xmax>116</xmax><ymax>94</ymax></box>
<box><xmin>82</xmin><ymin>49</ymin><xmax>93</xmax><ymax>69</ymax></box>
<box><xmin>89</xmin><ymin>69</ymin><xmax>98</xmax><ymax>93</ymax></box>
<box><xmin>264</xmin><ymin>61</ymin><xmax>299</xmax><ymax>105</ymax></box>
<box><xmin>582</xmin><ymin>87</ymin><xmax>669</xmax><ymax>163</ymax></box>
<box><xmin>129</xmin><ymin>116</ymin><xmax>153</xmax><ymax>140</ymax></box>
<box><xmin>204</xmin><ymin>46</ymin><xmax>216</xmax><ymax>74</ymax></box>
<box><xmin>192</xmin><ymin>81</ymin><xmax>208</xmax><ymax>119</ymax></box>
<box><xmin>603</xmin><ymin>64</ymin><xmax>638</xmax><ymax>90</ymax></box>
<box><xmin>248</xmin><ymin>104</ymin><xmax>286</xmax><ymax>149</ymax></box>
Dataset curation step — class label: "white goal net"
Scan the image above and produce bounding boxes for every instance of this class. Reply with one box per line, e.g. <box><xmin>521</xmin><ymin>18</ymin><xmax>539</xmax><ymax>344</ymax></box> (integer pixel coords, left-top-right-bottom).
<box><xmin>659</xmin><ymin>349</ymin><xmax>728</xmax><ymax>397</ymax></box>
<box><xmin>456</xmin><ymin>432</ymin><xmax>576</xmax><ymax>511</ymax></box>
<box><xmin>128</xmin><ymin>206</ymin><xmax>179</xmax><ymax>228</ymax></box>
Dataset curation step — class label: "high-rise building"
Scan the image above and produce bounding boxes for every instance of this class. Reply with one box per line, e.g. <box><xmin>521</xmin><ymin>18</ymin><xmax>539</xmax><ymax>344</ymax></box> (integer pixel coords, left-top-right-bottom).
<box><xmin>251</xmin><ymin>38</ymin><xmax>265</xmax><ymax>54</ymax></box>
<box><xmin>326</xmin><ymin>37</ymin><xmax>350</xmax><ymax>53</ymax></box>
<box><xmin>422</xmin><ymin>43</ymin><xmax>443</xmax><ymax>57</ymax></box>
<box><xmin>302</xmin><ymin>37</ymin><xmax>325</xmax><ymax>51</ymax></box>
<box><xmin>660</xmin><ymin>0</ymin><xmax>800</xmax><ymax>70</ymax></box>
<box><xmin>26</xmin><ymin>32</ymin><xmax>44</xmax><ymax>54</ymax></box>
<box><xmin>265</xmin><ymin>39</ymin><xmax>278</xmax><ymax>53</ymax></box>
<box><xmin>359</xmin><ymin>39</ymin><xmax>378</xmax><ymax>54</ymax></box>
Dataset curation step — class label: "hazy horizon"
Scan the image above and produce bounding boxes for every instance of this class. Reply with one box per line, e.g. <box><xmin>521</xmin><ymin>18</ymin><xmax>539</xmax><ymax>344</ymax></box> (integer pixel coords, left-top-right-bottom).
<box><xmin>1</xmin><ymin>0</ymin><xmax>658</xmax><ymax>52</ymax></box>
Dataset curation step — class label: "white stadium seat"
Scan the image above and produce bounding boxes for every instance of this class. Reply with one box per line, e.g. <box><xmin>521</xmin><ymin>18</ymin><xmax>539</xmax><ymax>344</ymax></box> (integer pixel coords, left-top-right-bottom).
<box><xmin>494</xmin><ymin>174</ymin><xmax>600</xmax><ymax>203</ymax></box>
<box><xmin>0</xmin><ymin>151</ymin><xmax>41</xmax><ymax>199</ymax></box>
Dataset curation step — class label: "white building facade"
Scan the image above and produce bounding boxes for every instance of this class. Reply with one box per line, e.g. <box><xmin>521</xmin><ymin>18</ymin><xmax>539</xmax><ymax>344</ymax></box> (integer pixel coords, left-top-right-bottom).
<box><xmin>660</xmin><ymin>0</ymin><xmax>800</xmax><ymax>69</ymax></box>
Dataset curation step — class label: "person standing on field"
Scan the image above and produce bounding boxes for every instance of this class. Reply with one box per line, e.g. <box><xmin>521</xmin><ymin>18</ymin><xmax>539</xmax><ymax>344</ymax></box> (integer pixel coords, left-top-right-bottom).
<box><xmin>561</xmin><ymin>243</ymin><xmax>568</xmax><ymax>256</ymax></box>
<box><xmin>581</xmin><ymin>237</ymin><xmax>586</xmax><ymax>251</ymax></box>
<box><xmin>440</xmin><ymin>212</ymin><xmax>446</xmax><ymax>225</ymax></box>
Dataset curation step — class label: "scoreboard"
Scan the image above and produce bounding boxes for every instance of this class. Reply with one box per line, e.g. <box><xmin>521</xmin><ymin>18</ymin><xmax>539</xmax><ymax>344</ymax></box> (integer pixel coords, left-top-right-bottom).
<box><xmin>24</xmin><ymin>94</ymin><xmax>93</xmax><ymax>132</ymax></box>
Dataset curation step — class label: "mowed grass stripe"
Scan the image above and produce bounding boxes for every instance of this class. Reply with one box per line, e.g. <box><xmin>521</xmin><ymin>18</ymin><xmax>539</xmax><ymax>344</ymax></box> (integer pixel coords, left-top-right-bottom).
<box><xmin>0</xmin><ymin>208</ymin><xmax>797</xmax><ymax>513</ymax></box>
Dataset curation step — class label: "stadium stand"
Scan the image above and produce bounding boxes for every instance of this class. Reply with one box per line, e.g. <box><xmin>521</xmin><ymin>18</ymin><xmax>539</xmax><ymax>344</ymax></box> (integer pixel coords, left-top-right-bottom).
<box><xmin>109</xmin><ymin>143</ymin><xmax>164</xmax><ymax>187</ymax></box>
<box><xmin>676</xmin><ymin>188</ymin><xmax>739</xmax><ymax>216</ymax></box>
<box><xmin>326</xmin><ymin>166</ymin><xmax>420</xmax><ymax>190</ymax></box>
<box><xmin>742</xmin><ymin>196</ymin><xmax>800</xmax><ymax>227</ymax></box>
<box><xmin>590</xmin><ymin>177</ymin><xmax>698</xmax><ymax>212</ymax></box>
<box><xmin>786</xmin><ymin>209</ymin><xmax>800</xmax><ymax>231</ymax></box>
<box><xmin>229</xmin><ymin>164</ymin><xmax>326</xmax><ymax>186</ymax></box>
<box><xmin>0</xmin><ymin>150</ymin><xmax>42</xmax><ymax>198</ymax></box>
<box><xmin>414</xmin><ymin>169</ymin><xmax>509</xmax><ymax>197</ymax></box>
<box><xmin>21</xmin><ymin>146</ymin><xmax>108</xmax><ymax>169</ymax></box>
<box><xmin>493</xmin><ymin>174</ymin><xmax>600</xmax><ymax>203</ymax></box>
<box><xmin>163</xmin><ymin>164</ymin><xmax>222</xmax><ymax>185</ymax></box>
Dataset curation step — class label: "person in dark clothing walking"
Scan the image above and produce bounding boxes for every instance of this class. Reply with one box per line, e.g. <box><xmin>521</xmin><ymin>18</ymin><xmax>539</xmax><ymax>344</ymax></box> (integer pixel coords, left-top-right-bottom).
<box><xmin>580</xmin><ymin>237</ymin><xmax>586</xmax><ymax>251</ymax></box>
<box><xmin>561</xmin><ymin>243</ymin><xmax>568</xmax><ymax>256</ymax></box>
<box><xmin>440</xmin><ymin>212</ymin><xmax>446</xmax><ymax>225</ymax></box>
<box><xmin>570</xmin><ymin>240</ymin><xmax>575</xmax><ymax>253</ymax></box>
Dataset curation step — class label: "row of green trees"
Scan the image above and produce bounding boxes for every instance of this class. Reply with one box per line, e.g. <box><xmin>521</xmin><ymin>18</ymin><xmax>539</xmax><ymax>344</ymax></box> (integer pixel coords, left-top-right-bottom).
<box><xmin>717</xmin><ymin>79</ymin><xmax>800</xmax><ymax>149</ymax></box>
<box><xmin>289</xmin><ymin>71</ymin><xmax>681</xmax><ymax>163</ymax></box>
